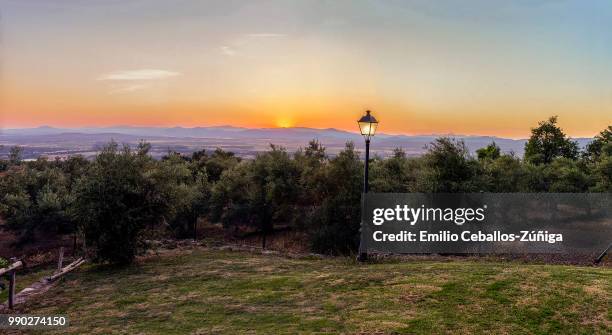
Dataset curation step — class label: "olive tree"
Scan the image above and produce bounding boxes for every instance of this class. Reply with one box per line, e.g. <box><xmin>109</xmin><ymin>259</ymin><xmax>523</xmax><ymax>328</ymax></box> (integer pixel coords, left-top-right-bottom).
<box><xmin>210</xmin><ymin>145</ymin><xmax>300</xmax><ymax>249</ymax></box>
<box><xmin>73</xmin><ymin>142</ymin><xmax>168</xmax><ymax>265</ymax></box>
<box><xmin>524</xmin><ymin>116</ymin><xmax>579</xmax><ymax>165</ymax></box>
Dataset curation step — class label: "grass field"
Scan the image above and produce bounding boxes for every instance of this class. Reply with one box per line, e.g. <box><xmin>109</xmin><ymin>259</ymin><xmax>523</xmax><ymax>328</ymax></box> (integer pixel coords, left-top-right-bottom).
<box><xmin>9</xmin><ymin>248</ymin><xmax>612</xmax><ymax>334</ymax></box>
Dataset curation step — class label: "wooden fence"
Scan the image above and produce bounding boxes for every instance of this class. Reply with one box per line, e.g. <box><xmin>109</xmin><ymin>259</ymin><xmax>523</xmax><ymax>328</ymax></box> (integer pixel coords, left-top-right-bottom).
<box><xmin>0</xmin><ymin>260</ymin><xmax>23</xmax><ymax>309</ymax></box>
<box><xmin>1</xmin><ymin>247</ymin><xmax>85</xmax><ymax>310</ymax></box>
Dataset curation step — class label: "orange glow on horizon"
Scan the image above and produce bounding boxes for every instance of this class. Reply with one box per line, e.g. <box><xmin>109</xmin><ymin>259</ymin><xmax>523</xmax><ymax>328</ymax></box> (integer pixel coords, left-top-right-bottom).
<box><xmin>2</xmin><ymin>89</ymin><xmax>609</xmax><ymax>139</ymax></box>
<box><xmin>1</xmin><ymin>1</ymin><xmax>611</xmax><ymax>140</ymax></box>
<box><xmin>275</xmin><ymin>117</ymin><xmax>295</xmax><ymax>128</ymax></box>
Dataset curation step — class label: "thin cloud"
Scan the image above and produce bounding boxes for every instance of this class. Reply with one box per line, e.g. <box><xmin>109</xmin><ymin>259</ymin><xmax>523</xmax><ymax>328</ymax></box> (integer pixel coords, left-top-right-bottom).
<box><xmin>245</xmin><ymin>33</ymin><xmax>287</xmax><ymax>38</ymax></box>
<box><xmin>97</xmin><ymin>69</ymin><xmax>181</xmax><ymax>81</ymax></box>
<box><xmin>218</xmin><ymin>34</ymin><xmax>285</xmax><ymax>57</ymax></box>
<box><xmin>108</xmin><ymin>83</ymin><xmax>151</xmax><ymax>94</ymax></box>
<box><xmin>219</xmin><ymin>45</ymin><xmax>236</xmax><ymax>56</ymax></box>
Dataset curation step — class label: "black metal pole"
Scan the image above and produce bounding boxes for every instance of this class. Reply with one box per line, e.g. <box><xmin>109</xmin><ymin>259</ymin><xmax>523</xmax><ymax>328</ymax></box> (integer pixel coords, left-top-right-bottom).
<box><xmin>357</xmin><ymin>139</ymin><xmax>370</xmax><ymax>262</ymax></box>
<box><xmin>364</xmin><ymin>139</ymin><xmax>370</xmax><ymax>193</ymax></box>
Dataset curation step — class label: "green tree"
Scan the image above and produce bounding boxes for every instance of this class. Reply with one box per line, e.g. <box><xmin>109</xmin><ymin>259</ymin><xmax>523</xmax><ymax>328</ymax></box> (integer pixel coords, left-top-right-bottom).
<box><xmin>480</xmin><ymin>154</ymin><xmax>526</xmax><ymax>192</ymax></box>
<box><xmin>73</xmin><ymin>142</ymin><xmax>168</xmax><ymax>265</ymax></box>
<box><xmin>476</xmin><ymin>142</ymin><xmax>501</xmax><ymax>161</ymax></box>
<box><xmin>417</xmin><ymin>138</ymin><xmax>482</xmax><ymax>192</ymax></box>
<box><xmin>0</xmin><ymin>145</ymin><xmax>7</xmax><ymax>172</ymax></box>
<box><xmin>294</xmin><ymin>140</ymin><xmax>328</xmax><ymax>206</ymax></box>
<box><xmin>584</xmin><ymin>126</ymin><xmax>612</xmax><ymax>162</ymax></box>
<box><xmin>210</xmin><ymin>145</ymin><xmax>300</xmax><ymax>248</ymax></box>
<box><xmin>60</xmin><ymin>155</ymin><xmax>90</xmax><ymax>186</ymax></box>
<box><xmin>590</xmin><ymin>142</ymin><xmax>612</xmax><ymax>192</ymax></box>
<box><xmin>9</xmin><ymin>146</ymin><xmax>23</xmax><ymax>166</ymax></box>
<box><xmin>156</xmin><ymin>152</ymin><xmax>210</xmax><ymax>238</ymax></box>
<box><xmin>544</xmin><ymin>158</ymin><xmax>591</xmax><ymax>192</ymax></box>
<box><xmin>370</xmin><ymin>148</ymin><xmax>417</xmax><ymax>192</ymax></box>
<box><xmin>524</xmin><ymin>116</ymin><xmax>579</xmax><ymax>164</ymax></box>
<box><xmin>309</xmin><ymin>142</ymin><xmax>363</xmax><ymax>255</ymax></box>
<box><xmin>0</xmin><ymin>162</ymin><xmax>74</xmax><ymax>241</ymax></box>
<box><xmin>192</xmin><ymin>148</ymin><xmax>241</xmax><ymax>182</ymax></box>
<box><xmin>209</xmin><ymin>161</ymin><xmax>252</xmax><ymax>231</ymax></box>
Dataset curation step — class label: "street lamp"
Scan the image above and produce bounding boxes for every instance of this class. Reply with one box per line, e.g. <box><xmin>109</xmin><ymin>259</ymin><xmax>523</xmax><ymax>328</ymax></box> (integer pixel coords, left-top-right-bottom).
<box><xmin>358</xmin><ymin>110</ymin><xmax>378</xmax><ymax>192</ymax></box>
<box><xmin>357</xmin><ymin>110</ymin><xmax>378</xmax><ymax>262</ymax></box>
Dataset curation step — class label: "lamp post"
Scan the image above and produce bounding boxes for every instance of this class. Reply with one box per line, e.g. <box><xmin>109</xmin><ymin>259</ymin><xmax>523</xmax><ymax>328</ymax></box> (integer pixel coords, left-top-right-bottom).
<box><xmin>357</xmin><ymin>110</ymin><xmax>378</xmax><ymax>262</ymax></box>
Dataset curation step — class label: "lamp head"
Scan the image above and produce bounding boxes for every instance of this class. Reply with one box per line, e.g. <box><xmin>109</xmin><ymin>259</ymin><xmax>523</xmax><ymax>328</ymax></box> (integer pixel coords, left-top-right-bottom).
<box><xmin>358</xmin><ymin>110</ymin><xmax>378</xmax><ymax>139</ymax></box>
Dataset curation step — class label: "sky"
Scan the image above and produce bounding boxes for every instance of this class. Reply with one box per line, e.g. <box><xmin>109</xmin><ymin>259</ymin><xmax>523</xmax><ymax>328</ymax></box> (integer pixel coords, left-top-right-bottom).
<box><xmin>0</xmin><ymin>0</ymin><xmax>611</xmax><ymax>138</ymax></box>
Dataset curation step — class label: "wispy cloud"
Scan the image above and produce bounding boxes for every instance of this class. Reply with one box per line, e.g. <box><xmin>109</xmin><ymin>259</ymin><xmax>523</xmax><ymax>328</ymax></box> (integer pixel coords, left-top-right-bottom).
<box><xmin>218</xmin><ymin>34</ymin><xmax>285</xmax><ymax>57</ymax></box>
<box><xmin>97</xmin><ymin>69</ymin><xmax>181</xmax><ymax>81</ymax></box>
<box><xmin>245</xmin><ymin>33</ymin><xmax>287</xmax><ymax>38</ymax></box>
<box><xmin>219</xmin><ymin>45</ymin><xmax>236</xmax><ymax>56</ymax></box>
<box><xmin>108</xmin><ymin>83</ymin><xmax>151</xmax><ymax>94</ymax></box>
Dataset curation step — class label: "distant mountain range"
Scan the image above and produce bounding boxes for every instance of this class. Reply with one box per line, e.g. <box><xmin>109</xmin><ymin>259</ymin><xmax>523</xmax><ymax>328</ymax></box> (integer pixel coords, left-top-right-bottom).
<box><xmin>0</xmin><ymin>126</ymin><xmax>594</xmax><ymax>160</ymax></box>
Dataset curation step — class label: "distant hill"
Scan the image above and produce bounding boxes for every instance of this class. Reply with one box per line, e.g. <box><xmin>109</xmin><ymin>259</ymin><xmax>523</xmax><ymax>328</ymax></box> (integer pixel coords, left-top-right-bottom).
<box><xmin>0</xmin><ymin>126</ymin><xmax>594</xmax><ymax>160</ymax></box>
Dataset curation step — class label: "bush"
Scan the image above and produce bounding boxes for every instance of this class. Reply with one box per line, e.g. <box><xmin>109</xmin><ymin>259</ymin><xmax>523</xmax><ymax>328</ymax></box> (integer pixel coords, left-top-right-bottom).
<box><xmin>416</xmin><ymin>138</ymin><xmax>482</xmax><ymax>192</ymax></box>
<box><xmin>157</xmin><ymin>152</ymin><xmax>210</xmax><ymax>238</ymax></box>
<box><xmin>309</xmin><ymin>198</ymin><xmax>361</xmax><ymax>255</ymax></box>
<box><xmin>73</xmin><ymin>142</ymin><xmax>168</xmax><ymax>265</ymax></box>
<box><xmin>308</xmin><ymin>142</ymin><xmax>362</xmax><ymax>255</ymax></box>
<box><xmin>210</xmin><ymin>145</ymin><xmax>300</xmax><ymax>248</ymax></box>
<box><xmin>0</xmin><ymin>160</ymin><xmax>75</xmax><ymax>242</ymax></box>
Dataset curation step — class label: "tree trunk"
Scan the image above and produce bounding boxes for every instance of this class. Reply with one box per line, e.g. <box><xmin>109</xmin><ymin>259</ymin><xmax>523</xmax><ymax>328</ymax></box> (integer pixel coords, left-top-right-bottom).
<box><xmin>193</xmin><ymin>215</ymin><xmax>198</xmax><ymax>241</ymax></box>
<box><xmin>262</xmin><ymin>230</ymin><xmax>267</xmax><ymax>250</ymax></box>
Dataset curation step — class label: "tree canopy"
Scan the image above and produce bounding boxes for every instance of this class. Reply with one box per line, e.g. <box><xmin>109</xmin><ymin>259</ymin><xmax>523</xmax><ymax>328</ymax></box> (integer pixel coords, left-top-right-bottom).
<box><xmin>524</xmin><ymin>116</ymin><xmax>579</xmax><ymax>164</ymax></box>
<box><xmin>0</xmin><ymin>117</ymin><xmax>610</xmax><ymax>262</ymax></box>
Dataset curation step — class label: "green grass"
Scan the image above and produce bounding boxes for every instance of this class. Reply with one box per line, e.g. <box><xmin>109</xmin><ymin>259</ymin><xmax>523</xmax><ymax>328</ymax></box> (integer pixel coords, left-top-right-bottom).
<box><xmin>12</xmin><ymin>249</ymin><xmax>612</xmax><ymax>334</ymax></box>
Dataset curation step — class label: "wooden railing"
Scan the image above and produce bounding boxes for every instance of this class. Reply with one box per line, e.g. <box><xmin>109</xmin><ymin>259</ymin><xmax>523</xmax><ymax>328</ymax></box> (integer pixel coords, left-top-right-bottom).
<box><xmin>1</xmin><ymin>248</ymin><xmax>86</xmax><ymax>310</ymax></box>
<box><xmin>0</xmin><ymin>260</ymin><xmax>23</xmax><ymax>309</ymax></box>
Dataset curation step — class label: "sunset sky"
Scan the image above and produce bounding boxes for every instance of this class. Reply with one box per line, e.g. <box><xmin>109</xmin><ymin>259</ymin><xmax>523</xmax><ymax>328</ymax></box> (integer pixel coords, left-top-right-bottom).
<box><xmin>1</xmin><ymin>0</ymin><xmax>611</xmax><ymax>138</ymax></box>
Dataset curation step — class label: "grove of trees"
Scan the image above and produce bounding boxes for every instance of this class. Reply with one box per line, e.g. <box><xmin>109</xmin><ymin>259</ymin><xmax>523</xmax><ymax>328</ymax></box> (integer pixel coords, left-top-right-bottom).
<box><xmin>1</xmin><ymin>118</ymin><xmax>610</xmax><ymax>264</ymax></box>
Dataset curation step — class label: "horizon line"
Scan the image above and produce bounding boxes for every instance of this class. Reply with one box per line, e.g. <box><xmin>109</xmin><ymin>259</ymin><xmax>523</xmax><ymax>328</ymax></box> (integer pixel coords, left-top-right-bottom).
<box><xmin>1</xmin><ymin>124</ymin><xmax>594</xmax><ymax>141</ymax></box>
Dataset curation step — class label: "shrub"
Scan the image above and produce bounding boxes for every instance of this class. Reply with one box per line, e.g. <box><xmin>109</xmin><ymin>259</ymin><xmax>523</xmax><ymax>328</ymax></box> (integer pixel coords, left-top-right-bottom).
<box><xmin>416</xmin><ymin>138</ymin><xmax>482</xmax><ymax>192</ymax></box>
<box><xmin>309</xmin><ymin>142</ymin><xmax>362</xmax><ymax>255</ymax></box>
<box><xmin>210</xmin><ymin>145</ymin><xmax>300</xmax><ymax>248</ymax></box>
<box><xmin>0</xmin><ymin>162</ymin><xmax>75</xmax><ymax>242</ymax></box>
<box><xmin>157</xmin><ymin>152</ymin><xmax>210</xmax><ymax>238</ymax></box>
<box><xmin>73</xmin><ymin>142</ymin><xmax>168</xmax><ymax>265</ymax></box>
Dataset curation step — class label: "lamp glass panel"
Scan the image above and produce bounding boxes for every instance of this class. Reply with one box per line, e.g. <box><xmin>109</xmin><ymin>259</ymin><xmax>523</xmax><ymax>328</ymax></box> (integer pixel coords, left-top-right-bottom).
<box><xmin>359</xmin><ymin>121</ymin><xmax>378</xmax><ymax>136</ymax></box>
<box><xmin>368</xmin><ymin>122</ymin><xmax>378</xmax><ymax>136</ymax></box>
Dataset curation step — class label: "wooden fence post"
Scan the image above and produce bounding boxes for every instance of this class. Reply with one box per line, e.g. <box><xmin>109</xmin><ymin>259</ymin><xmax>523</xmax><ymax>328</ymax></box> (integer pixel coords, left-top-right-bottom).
<box><xmin>8</xmin><ymin>270</ymin><xmax>16</xmax><ymax>309</ymax></box>
<box><xmin>1</xmin><ymin>261</ymin><xmax>24</xmax><ymax>309</ymax></box>
<box><xmin>57</xmin><ymin>247</ymin><xmax>65</xmax><ymax>273</ymax></box>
